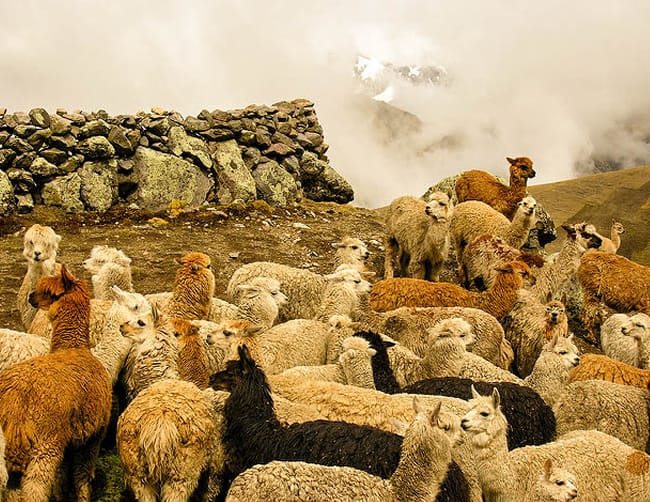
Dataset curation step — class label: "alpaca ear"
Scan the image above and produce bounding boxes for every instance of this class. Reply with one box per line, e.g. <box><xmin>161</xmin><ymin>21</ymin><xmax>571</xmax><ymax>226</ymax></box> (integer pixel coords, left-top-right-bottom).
<box><xmin>494</xmin><ymin>265</ymin><xmax>513</xmax><ymax>274</ymax></box>
<box><xmin>412</xmin><ymin>396</ymin><xmax>424</xmax><ymax>414</ymax></box>
<box><xmin>243</xmin><ymin>324</ymin><xmax>265</xmax><ymax>336</ymax></box>
<box><xmin>382</xmin><ymin>339</ymin><xmax>397</xmax><ymax>348</ymax></box>
<box><xmin>430</xmin><ymin>401</ymin><xmax>442</xmax><ymax>422</ymax></box>
<box><xmin>470</xmin><ymin>384</ymin><xmax>481</xmax><ymax>400</ymax></box>
<box><xmin>561</xmin><ymin>223</ymin><xmax>577</xmax><ymax>237</ymax></box>
<box><xmin>506</xmin><ymin>157</ymin><xmax>516</xmax><ymax>165</ymax></box>
<box><xmin>491</xmin><ymin>387</ymin><xmax>501</xmax><ymax>409</ymax></box>
<box><xmin>391</xmin><ymin>418</ymin><xmax>409</xmax><ymax>435</ymax></box>
<box><xmin>192</xmin><ymin>263</ymin><xmax>202</xmax><ymax>272</ymax></box>
<box><xmin>60</xmin><ymin>264</ymin><xmax>77</xmax><ymax>291</ymax></box>
<box><xmin>331</xmin><ymin>241</ymin><xmax>344</xmax><ymax>249</ymax></box>
<box><xmin>111</xmin><ymin>285</ymin><xmax>127</xmax><ymax>301</ymax></box>
<box><xmin>548</xmin><ymin>331</ymin><xmax>559</xmax><ymax>349</ymax></box>
<box><xmin>543</xmin><ymin>459</ymin><xmax>552</xmax><ymax>480</ymax></box>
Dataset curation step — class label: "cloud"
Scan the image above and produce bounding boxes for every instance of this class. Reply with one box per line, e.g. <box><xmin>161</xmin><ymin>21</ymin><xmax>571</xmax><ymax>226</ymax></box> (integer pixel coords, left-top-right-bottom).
<box><xmin>2</xmin><ymin>0</ymin><xmax>649</xmax><ymax>207</ymax></box>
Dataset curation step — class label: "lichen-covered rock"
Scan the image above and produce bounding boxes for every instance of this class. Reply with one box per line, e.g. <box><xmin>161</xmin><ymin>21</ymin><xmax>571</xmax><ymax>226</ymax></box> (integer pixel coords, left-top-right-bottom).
<box><xmin>211</xmin><ymin>139</ymin><xmax>256</xmax><ymax>204</ymax></box>
<box><xmin>299</xmin><ymin>151</ymin><xmax>353</xmax><ymax>203</ymax></box>
<box><xmin>0</xmin><ymin>170</ymin><xmax>16</xmax><ymax>215</ymax></box>
<box><xmin>76</xmin><ymin>136</ymin><xmax>115</xmax><ymax>159</ymax></box>
<box><xmin>108</xmin><ymin>126</ymin><xmax>133</xmax><ymax>154</ymax></box>
<box><xmin>30</xmin><ymin>157</ymin><xmax>61</xmax><ymax>177</ymax></box>
<box><xmin>29</xmin><ymin>108</ymin><xmax>50</xmax><ymax>128</ymax></box>
<box><xmin>41</xmin><ymin>173</ymin><xmax>84</xmax><ymax>212</ymax></box>
<box><xmin>167</xmin><ymin>126</ymin><xmax>212</xmax><ymax>169</ymax></box>
<box><xmin>0</xmin><ymin>149</ymin><xmax>16</xmax><ymax>169</ymax></box>
<box><xmin>16</xmin><ymin>193</ymin><xmax>34</xmax><ymax>213</ymax></box>
<box><xmin>130</xmin><ymin>146</ymin><xmax>211</xmax><ymax>211</ymax></box>
<box><xmin>252</xmin><ymin>160</ymin><xmax>299</xmax><ymax>206</ymax></box>
<box><xmin>7</xmin><ymin>168</ymin><xmax>36</xmax><ymax>193</ymax></box>
<box><xmin>79</xmin><ymin>119</ymin><xmax>111</xmax><ymax>139</ymax></box>
<box><xmin>79</xmin><ymin>160</ymin><xmax>118</xmax><ymax>212</ymax></box>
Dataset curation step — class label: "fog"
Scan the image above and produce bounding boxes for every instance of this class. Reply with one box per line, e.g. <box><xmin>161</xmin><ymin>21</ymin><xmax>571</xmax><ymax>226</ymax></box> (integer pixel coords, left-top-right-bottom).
<box><xmin>2</xmin><ymin>1</ymin><xmax>649</xmax><ymax>207</ymax></box>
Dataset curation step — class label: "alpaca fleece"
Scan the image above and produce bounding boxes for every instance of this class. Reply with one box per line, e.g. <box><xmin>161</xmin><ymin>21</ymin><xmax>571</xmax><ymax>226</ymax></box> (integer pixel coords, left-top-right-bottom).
<box><xmin>166</xmin><ymin>252</ymin><xmax>216</xmax><ymax>320</ymax></box>
<box><xmin>455</xmin><ymin>156</ymin><xmax>536</xmax><ymax>220</ymax></box>
<box><xmin>211</xmin><ymin>346</ymin><xmax>471</xmax><ymax>501</ymax></box>
<box><xmin>568</xmin><ymin>353</ymin><xmax>650</xmax><ymax>391</ymax></box>
<box><xmin>0</xmin><ymin>266</ymin><xmax>111</xmax><ymax>501</ymax></box>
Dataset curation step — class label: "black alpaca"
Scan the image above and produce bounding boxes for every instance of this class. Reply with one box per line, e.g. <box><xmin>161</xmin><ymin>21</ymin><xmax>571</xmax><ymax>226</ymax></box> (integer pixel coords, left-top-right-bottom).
<box><xmin>211</xmin><ymin>344</ymin><xmax>471</xmax><ymax>502</ymax></box>
<box><xmin>355</xmin><ymin>330</ymin><xmax>556</xmax><ymax>449</ymax></box>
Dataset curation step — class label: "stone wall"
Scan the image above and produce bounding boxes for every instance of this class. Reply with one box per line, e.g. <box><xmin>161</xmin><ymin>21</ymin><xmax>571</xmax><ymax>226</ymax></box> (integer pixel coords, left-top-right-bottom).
<box><xmin>0</xmin><ymin>100</ymin><xmax>354</xmax><ymax>214</ymax></box>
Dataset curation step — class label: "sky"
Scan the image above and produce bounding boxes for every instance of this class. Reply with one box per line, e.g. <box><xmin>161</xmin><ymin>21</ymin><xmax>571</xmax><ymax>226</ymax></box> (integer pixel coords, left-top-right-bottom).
<box><xmin>2</xmin><ymin>1</ymin><xmax>649</xmax><ymax>208</ymax></box>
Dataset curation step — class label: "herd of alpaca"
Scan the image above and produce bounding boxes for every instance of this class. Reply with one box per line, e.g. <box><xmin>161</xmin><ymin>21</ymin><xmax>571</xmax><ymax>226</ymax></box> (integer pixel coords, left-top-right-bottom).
<box><xmin>0</xmin><ymin>155</ymin><xmax>647</xmax><ymax>501</ymax></box>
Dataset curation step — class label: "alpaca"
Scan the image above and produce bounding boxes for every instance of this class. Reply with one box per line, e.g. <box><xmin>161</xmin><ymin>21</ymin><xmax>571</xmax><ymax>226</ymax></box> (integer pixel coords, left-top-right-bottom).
<box><xmin>224</xmin><ymin>399</ymin><xmax>460</xmax><ymax>502</ymax></box>
<box><xmin>383</xmin><ymin>192</ymin><xmax>453</xmax><ymax>281</ymax></box>
<box><xmin>210</xmin><ymin>344</ymin><xmax>471</xmax><ymax>501</ymax></box>
<box><xmin>172</xmin><ymin>318</ymin><xmax>211</xmax><ymax>389</ymax></box>
<box><xmin>598</xmin><ymin>220</ymin><xmax>625</xmax><ymax>254</ymax></box>
<box><xmin>532</xmin><ymin>459</ymin><xmax>578</xmax><ymax>501</ymax></box>
<box><xmin>0</xmin><ymin>265</ymin><xmax>111</xmax><ymax>502</ymax></box>
<box><xmin>331</xmin><ymin>236</ymin><xmax>371</xmax><ymax>272</ymax></box>
<box><xmin>455</xmin><ymin>156</ymin><xmax>536</xmax><ymax>220</ymax></box>
<box><xmin>460</xmin><ymin>385</ymin><xmax>650</xmax><ymax>501</ymax></box>
<box><xmin>368</xmin><ymin>260</ymin><xmax>534</xmax><ymax>322</ymax></box>
<box><xmin>17</xmin><ymin>224</ymin><xmax>61</xmax><ymax>330</ymax></box>
<box><xmin>82</xmin><ymin>245</ymin><xmax>133</xmax><ymax>300</ymax></box>
<box><xmin>165</xmin><ymin>252</ymin><xmax>216</xmax><ymax>320</ymax></box>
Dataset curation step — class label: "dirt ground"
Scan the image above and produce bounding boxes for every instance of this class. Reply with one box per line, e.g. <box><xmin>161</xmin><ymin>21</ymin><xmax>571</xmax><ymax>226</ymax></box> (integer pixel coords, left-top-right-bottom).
<box><xmin>0</xmin><ymin>199</ymin><xmax>395</xmax><ymax>332</ymax></box>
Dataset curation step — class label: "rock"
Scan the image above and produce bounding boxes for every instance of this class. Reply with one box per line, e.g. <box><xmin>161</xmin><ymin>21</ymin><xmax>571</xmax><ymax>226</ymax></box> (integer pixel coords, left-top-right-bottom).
<box><xmin>49</xmin><ymin>134</ymin><xmax>77</xmax><ymax>150</ymax></box>
<box><xmin>299</xmin><ymin>151</ymin><xmax>353</xmax><ymax>203</ymax></box>
<box><xmin>184</xmin><ymin>116</ymin><xmax>212</xmax><ymax>133</ymax></box>
<box><xmin>29</xmin><ymin>108</ymin><xmax>50</xmax><ymax>128</ymax></box>
<box><xmin>14</xmin><ymin>153</ymin><xmax>37</xmax><ymax>170</ymax></box>
<box><xmin>7</xmin><ymin>168</ymin><xmax>36</xmax><ymax>193</ymax></box>
<box><xmin>167</xmin><ymin>126</ymin><xmax>212</xmax><ymax>169</ymax></box>
<box><xmin>0</xmin><ymin>170</ymin><xmax>16</xmax><ymax>215</ymax></box>
<box><xmin>27</xmin><ymin>128</ymin><xmax>52</xmax><ymax>149</ymax></box>
<box><xmin>14</xmin><ymin>124</ymin><xmax>38</xmax><ymax>138</ymax></box>
<box><xmin>79</xmin><ymin>119</ymin><xmax>111</xmax><ymax>139</ymax></box>
<box><xmin>78</xmin><ymin>160</ymin><xmax>118</xmax><ymax>212</ymax></box>
<box><xmin>59</xmin><ymin>154</ymin><xmax>84</xmax><ymax>174</ymax></box>
<box><xmin>0</xmin><ymin>149</ymin><xmax>16</xmax><ymax>169</ymax></box>
<box><xmin>130</xmin><ymin>146</ymin><xmax>212</xmax><ymax>211</ymax></box>
<box><xmin>0</xmin><ymin>131</ymin><xmax>10</xmax><ymax>146</ymax></box>
<box><xmin>75</xmin><ymin>136</ymin><xmax>116</xmax><ymax>160</ymax></box>
<box><xmin>254</xmin><ymin>128</ymin><xmax>272</xmax><ymax>148</ymax></box>
<box><xmin>30</xmin><ymin>157</ymin><xmax>61</xmax><ymax>177</ymax></box>
<box><xmin>108</xmin><ymin>126</ymin><xmax>134</xmax><ymax>154</ymax></box>
<box><xmin>200</xmin><ymin>128</ymin><xmax>235</xmax><ymax>141</ymax></box>
<box><xmin>16</xmin><ymin>193</ymin><xmax>34</xmax><ymax>213</ymax></box>
<box><xmin>41</xmin><ymin>173</ymin><xmax>85</xmax><ymax>212</ymax></box>
<box><xmin>49</xmin><ymin>114</ymin><xmax>72</xmax><ymax>135</ymax></box>
<box><xmin>39</xmin><ymin>148</ymin><xmax>68</xmax><ymax>165</ymax></box>
<box><xmin>5</xmin><ymin>136</ymin><xmax>33</xmax><ymax>154</ymax></box>
<box><xmin>281</xmin><ymin>155</ymin><xmax>300</xmax><ymax>175</ymax></box>
<box><xmin>211</xmin><ymin>139</ymin><xmax>256</xmax><ymax>204</ymax></box>
<box><xmin>252</xmin><ymin>160</ymin><xmax>299</xmax><ymax>207</ymax></box>
<box><xmin>239</xmin><ymin>130</ymin><xmax>256</xmax><ymax>145</ymax></box>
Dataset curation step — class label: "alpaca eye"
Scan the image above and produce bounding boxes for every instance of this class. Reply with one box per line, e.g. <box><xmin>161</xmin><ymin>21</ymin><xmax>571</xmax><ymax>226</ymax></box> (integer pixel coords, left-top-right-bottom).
<box><xmin>351</xmin><ymin>246</ymin><xmax>358</xmax><ymax>250</ymax></box>
<box><xmin>559</xmin><ymin>351</ymin><xmax>567</xmax><ymax>355</ymax></box>
<box><xmin>556</xmin><ymin>481</ymin><xmax>564</xmax><ymax>486</ymax></box>
<box><xmin>480</xmin><ymin>412</ymin><xmax>489</xmax><ymax>417</ymax></box>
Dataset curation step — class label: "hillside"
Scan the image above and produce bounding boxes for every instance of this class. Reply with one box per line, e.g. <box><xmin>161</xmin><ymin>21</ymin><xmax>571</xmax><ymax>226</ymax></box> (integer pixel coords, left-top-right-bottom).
<box><xmin>527</xmin><ymin>164</ymin><xmax>650</xmax><ymax>265</ymax></box>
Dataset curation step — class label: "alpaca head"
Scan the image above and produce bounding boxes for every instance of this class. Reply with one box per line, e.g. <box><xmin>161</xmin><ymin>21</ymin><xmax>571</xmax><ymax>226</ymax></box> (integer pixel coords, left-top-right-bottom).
<box><xmin>494</xmin><ymin>260</ymin><xmax>536</xmax><ymax>288</ymax></box>
<box><xmin>516</xmin><ymin>195</ymin><xmax>537</xmax><ymax>218</ymax></box>
<box><xmin>119</xmin><ymin>304</ymin><xmax>161</xmax><ymax>344</ymax></box>
<box><xmin>537</xmin><ymin>459</ymin><xmax>578</xmax><ymax>501</ymax></box>
<box><xmin>332</xmin><ymin>237</ymin><xmax>370</xmax><ymax>265</ymax></box>
<box><xmin>460</xmin><ymin>385</ymin><xmax>506</xmax><ymax>448</ymax></box>
<box><xmin>429</xmin><ymin>317</ymin><xmax>476</xmax><ymax>348</ymax></box>
<box><xmin>324</xmin><ymin>267</ymin><xmax>372</xmax><ymax>296</ymax></box>
<box><xmin>237</xmin><ymin>276</ymin><xmax>288</xmax><ymax>309</ymax></box>
<box><xmin>23</xmin><ymin>223</ymin><xmax>61</xmax><ymax>264</ymax></box>
<box><xmin>543</xmin><ymin>333</ymin><xmax>580</xmax><ymax>369</ymax></box>
<box><xmin>109</xmin><ymin>285</ymin><xmax>151</xmax><ymax>323</ymax></box>
<box><xmin>83</xmin><ymin>245</ymin><xmax>131</xmax><ymax>274</ymax></box>
<box><xmin>29</xmin><ymin>264</ymin><xmax>89</xmax><ymax>315</ymax></box>
<box><xmin>424</xmin><ymin>191</ymin><xmax>453</xmax><ymax>222</ymax></box>
<box><xmin>408</xmin><ymin>398</ymin><xmax>461</xmax><ymax>453</ymax></box>
<box><xmin>209</xmin><ymin>344</ymin><xmax>265</xmax><ymax>394</ymax></box>
<box><xmin>172</xmin><ymin>252</ymin><xmax>216</xmax><ymax>313</ymax></box>
<box><xmin>545</xmin><ymin>300</ymin><xmax>566</xmax><ymax>326</ymax></box>
<box><xmin>621</xmin><ymin>313</ymin><xmax>650</xmax><ymax>341</ymax></box>
<box><xmin>568</xmin><ymin>222</ymin><xmax>603</xmax><ymax>250</ymax></box>
<box><xmin>205</xmin><ymin>319</ymin><xmax>263</xmax><ymax>345</ymax></box>
<box><xmin>506</xmin><ymin>156</ymin><xmax>536</xmax><ymax>179</ymax></box>
<box><xmin>611</xmin><ymin>220</ymin><xmax>625</xmax><ymax>236</ymax></box>
<box><xmin>170</xmin><ymin>318</ymin><xmax>200</xmax><ymax>338</ymax></box>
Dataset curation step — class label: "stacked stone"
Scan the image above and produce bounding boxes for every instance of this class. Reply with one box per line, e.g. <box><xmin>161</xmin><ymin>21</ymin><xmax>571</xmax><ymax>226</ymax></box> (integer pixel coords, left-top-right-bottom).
<box><xmin>0</xmin><ymin>100</ymin><xmax>354</xmax><ymax>214</ymax></box>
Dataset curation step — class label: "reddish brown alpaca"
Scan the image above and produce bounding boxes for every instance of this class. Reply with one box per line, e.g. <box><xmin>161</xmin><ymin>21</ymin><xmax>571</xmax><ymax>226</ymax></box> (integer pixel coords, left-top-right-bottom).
<box><xmin>171</xmin><ymin>318</ymin><xmax>211</xmax><ymax>389</ymax></box>
<box><xmin>368</xmin><ymin>260</ymin><xmax>534</xmax><ymax>322</ymax></box>
<box><xmin>0</xmin><ymin>265</ymin><xmax>111</xmax><ymax>502</ymax></box>
<box><xmin>455</xmin><ymin>156</ymin><xmax>536</xmax><ymax>220</ymax></box>
<box><xmin>165</xmin><ymin>252</ymin><xmax>216</xmax><ymax>321</ymax></box>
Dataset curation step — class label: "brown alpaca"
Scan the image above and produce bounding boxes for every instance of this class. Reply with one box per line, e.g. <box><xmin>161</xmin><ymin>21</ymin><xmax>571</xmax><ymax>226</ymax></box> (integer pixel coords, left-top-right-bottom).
<box><xmin>578</xmin><ymin>251</ymin><xmax>650</xmax><ymax>343</ymax></box>
<box><xmin>569</xmin><ymin>353</ymin><xmax>650</xmax><ymax>391</ymax></box>
<box><xmin>171</xmin><ymin>318</ymin><xmax>210</xmax><ymax>389</ymax></box>
<box><xmin>543</xmin><ymin>300</ymin><xmax>568</xmax><ymax>341</ymax></box>
<box><xmin>455</xmin><ymin>156</ymin><xmax>536</xmax><ymax>219</ymax></box>
<box><xmin>368</xmin><ymin>260</ymin><xmax>534</xmax><ymax>322</ymax></box>
<box><xmin>165</xmin><ymin>252</ymin><xmax>216</xmax><ymax>320</ymax></box>
<box><xmin>0</xmin><ymin>265</ymin><xmax>111</xmax><ymax>502</ymax></box>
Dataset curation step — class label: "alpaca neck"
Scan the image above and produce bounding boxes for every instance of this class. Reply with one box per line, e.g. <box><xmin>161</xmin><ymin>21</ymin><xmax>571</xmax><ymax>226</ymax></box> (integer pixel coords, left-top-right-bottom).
<box><xmin>530</xmin><ymin>238</ymin><xmax>582</xmax><ymax>302</ymax></box>
<box><xmin>341</xmin><ymin>354</ymin><xmax>376</xmax><ymax>388</ymax></box>
<box><xmin>473</xmin><ymin>433</ymin><xmax>518</xmax><ymax>502</ymax></box>
<box><xmin>636</xmin><ymin>336</ymin><xmax>650</xmax><ymax>369</ymax></box>
<box><xmin>168</xmin><ymin>275</ymin><xmax>214</xmax><ymax>320</ymax></box>
<box><xmin>508</xmin><ymin>173</ymin><xmax>529</xmax><ymax>192</ymax></box>
<box><xmin>422</xmin><ymin>340</ymin><xmax>465</xmax><ymax>377</ymax></box>
<box><xmin>49</xmin><ymin>292</ymin><xmax>91</xmax><ymax>351</ymax></box>
<box><xmin>480</xmin><ymin>276</ymin><xmax>522</xmax><ymax>320</ymax></box>
<box><xmin>227</xmin><ymin>371</ymin><xmax>277</xmax><ymax>429</ymax></box>
<box><xmin>91</xmin><ymin>329</ymin><xmax>133</xmax><ymax>386</ymax></box>
<box><xmin>178</xmin><ymin>335</ymin><xmax>210</xmax><ymax>389</ymax></box>
<box><xmin>611</xmin><ymin>228</ymin><xmax>622</xmax><ymax>252</ymax></box>
<box><xmin>523</xmin><ymin>353</ymin><xmax>570</xmax><ymax>406</ymax></box>
<box><xmin>504</xmin><ymin>212</ymin><xmax>534</xmax><ymax>248</ymax></box>
<box><xmin>390</xmin><ymin>431</ymin><xmax>451</xmax><ymax>500</ymax></box>
<box><xmin>317</xmin><ymin>284</ymin><xmax>358</xmax><ymax>321</ymax></box>
<box><xmin>27</xmin><ymin>258</ymin><xmax>57</xmax><ymax>289</ymax></box>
